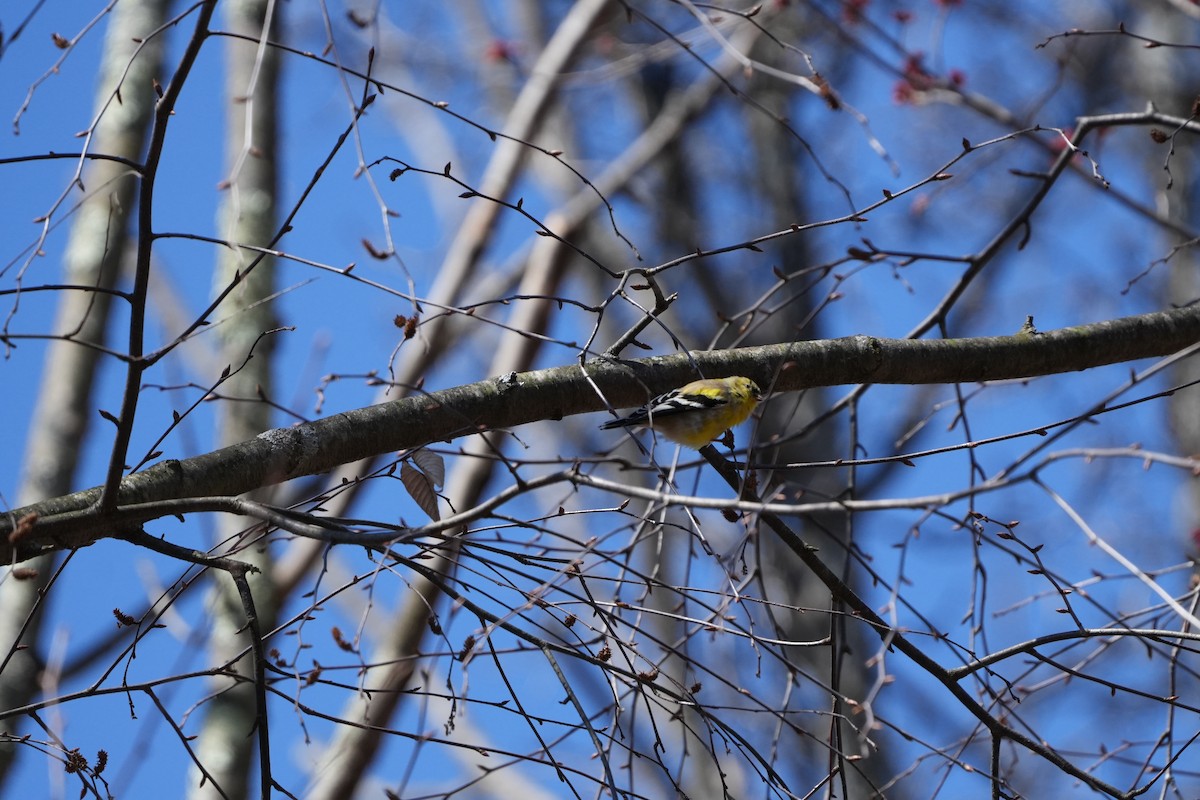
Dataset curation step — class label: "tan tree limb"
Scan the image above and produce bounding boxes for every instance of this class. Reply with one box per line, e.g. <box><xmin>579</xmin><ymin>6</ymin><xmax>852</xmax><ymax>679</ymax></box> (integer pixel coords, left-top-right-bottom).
<box><xmin>0</xmin><ymin>0</ymin><xmax>172</xmax><ymax>787</ymax></box>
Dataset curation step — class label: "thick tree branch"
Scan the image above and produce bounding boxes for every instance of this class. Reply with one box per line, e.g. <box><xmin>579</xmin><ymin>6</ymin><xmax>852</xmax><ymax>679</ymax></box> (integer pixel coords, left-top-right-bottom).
<box><xmin>3</xmin><ymin>304</ymin><xmax>1197</xmax><ymax>562</ymax></box>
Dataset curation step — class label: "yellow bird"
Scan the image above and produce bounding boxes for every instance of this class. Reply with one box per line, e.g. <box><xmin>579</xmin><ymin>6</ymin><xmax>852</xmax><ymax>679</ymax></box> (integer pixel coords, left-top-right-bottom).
<box><xmin>600</xmin><ymin>376</ymin><xmax>762</xmax><ymax>449</ymax></box>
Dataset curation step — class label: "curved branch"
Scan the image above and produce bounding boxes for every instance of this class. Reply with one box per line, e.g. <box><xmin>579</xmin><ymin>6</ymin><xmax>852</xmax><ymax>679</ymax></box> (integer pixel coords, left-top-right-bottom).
<box><xmin>3</xmin><ymin>304</ymin><xmax>1198</xmax><ymax>562</ymax></box>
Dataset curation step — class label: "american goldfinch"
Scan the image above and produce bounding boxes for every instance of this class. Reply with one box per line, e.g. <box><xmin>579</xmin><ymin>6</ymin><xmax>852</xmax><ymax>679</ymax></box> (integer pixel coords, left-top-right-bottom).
<box><xmin>600</xmin><ymin>376</ymin><xmax>762</xmax><ymax>449</ymax></box>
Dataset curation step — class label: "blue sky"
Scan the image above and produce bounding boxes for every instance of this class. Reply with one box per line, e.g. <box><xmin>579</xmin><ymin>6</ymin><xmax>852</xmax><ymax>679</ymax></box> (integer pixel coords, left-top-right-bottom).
<box><xmin>3</xmin><ymin>2</ymin><xmax>1200</xmax><ymax>798</ymax></box>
